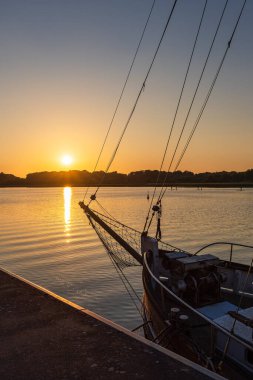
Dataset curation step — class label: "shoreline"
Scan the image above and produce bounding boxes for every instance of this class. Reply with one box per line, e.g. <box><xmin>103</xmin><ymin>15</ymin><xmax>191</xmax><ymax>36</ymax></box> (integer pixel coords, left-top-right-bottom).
<box><xmin>0</xmin><ymin>183</ymin><xmax>253</xmax><ymax>188</ymax></box>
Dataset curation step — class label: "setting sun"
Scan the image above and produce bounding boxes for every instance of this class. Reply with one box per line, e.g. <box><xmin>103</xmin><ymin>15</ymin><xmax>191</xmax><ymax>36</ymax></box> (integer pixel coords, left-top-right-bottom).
<box><xmin>61</xmin><ymin>154</ymin><xmax>73</xmax><ymax>166</ymax></box>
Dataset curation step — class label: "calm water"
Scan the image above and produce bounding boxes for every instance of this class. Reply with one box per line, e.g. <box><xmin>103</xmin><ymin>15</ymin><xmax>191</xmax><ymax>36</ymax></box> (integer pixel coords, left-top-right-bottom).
<box><xmin>0</xmin><ymin>187</ymin><xmax>252</xmax><ymax>330</ymax></box>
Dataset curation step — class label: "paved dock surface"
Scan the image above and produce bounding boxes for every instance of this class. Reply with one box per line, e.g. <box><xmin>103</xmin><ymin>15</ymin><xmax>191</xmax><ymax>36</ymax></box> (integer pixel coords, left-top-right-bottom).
<box><xmin>0</xmin><ymin>268</ymin><xmax>224</xmax><ymax>380</ymax></box>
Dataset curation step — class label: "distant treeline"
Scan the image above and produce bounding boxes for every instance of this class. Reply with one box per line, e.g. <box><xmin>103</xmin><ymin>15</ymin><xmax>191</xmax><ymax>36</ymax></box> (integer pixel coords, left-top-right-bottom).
<box><xmin>1</xmin><ymin>169</ymin><xmax>253</xmax><ymax>187</ymax></box>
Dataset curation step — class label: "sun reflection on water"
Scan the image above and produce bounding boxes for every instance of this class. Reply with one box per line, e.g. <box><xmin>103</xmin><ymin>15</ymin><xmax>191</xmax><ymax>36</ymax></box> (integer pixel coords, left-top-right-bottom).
<box><xmin>64</xmin><ymin>187</ymin><xmax>72</xmax><ymax>242</ymax></box>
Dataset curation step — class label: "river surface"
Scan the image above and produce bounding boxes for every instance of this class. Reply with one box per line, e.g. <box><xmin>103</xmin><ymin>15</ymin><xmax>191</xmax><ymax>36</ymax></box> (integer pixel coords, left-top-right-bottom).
<box><xmin>0</xmin><ymin>187</ymin><xmax>252</xmax><ymax>330</ymax></box>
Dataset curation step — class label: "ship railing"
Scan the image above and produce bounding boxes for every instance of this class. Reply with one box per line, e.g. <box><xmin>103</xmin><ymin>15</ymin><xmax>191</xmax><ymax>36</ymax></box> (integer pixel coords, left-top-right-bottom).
<box><xmin>193</xmin><ymin>241</ymin><xmax>253</xmax><ymax>264</ymax></box>
<box><xmin>143</xmin><ymin>252</ymin><xmax>253</xmax><ymax>352</ymax></box>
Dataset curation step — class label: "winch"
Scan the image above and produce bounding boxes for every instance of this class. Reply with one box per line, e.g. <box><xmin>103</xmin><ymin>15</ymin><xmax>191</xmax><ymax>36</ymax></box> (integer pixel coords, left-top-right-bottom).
<box><xmin>162</xmin><ymin>252</ymin><xmax>224</xmax><ymax>307</ymax></box>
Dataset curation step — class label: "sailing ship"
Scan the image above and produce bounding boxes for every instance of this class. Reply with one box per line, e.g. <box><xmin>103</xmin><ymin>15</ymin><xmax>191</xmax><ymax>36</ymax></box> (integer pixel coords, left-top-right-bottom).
<box><xmin>79</xmin><ymin>1</ymin><xmax>252</xmax><ymax>378</ymax></box>
<box><xmin>79</xmin><ymin>201</ymin><xmax>253</xmax><ymax>377</ymax></box>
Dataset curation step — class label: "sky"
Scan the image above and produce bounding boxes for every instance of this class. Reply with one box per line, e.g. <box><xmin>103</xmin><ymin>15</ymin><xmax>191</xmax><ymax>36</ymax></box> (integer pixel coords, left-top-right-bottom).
<box><xmin>0</xmin><ymin>0</ymin><xmax>252</xmax><ymax>177</ymax></box>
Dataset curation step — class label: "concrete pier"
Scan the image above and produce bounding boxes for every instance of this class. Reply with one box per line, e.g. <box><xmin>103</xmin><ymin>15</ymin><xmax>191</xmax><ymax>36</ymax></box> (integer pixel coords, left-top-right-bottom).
<box><xmin>0</xmin><ymin>268</ymin><xmax>225</xmax><ymax>380</ymax></box>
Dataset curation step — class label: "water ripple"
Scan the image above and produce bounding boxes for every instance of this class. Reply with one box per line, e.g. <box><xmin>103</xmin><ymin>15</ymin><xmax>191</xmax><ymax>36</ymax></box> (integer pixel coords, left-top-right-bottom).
<box><xmin>0</xmin><ymin>187</ymin><xmax>252</xmax><ymax>329</ymax></box>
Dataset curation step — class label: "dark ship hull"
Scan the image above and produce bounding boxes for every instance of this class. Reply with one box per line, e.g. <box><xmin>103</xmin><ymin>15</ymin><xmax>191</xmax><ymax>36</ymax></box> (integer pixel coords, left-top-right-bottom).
<box><xmin>141</xmin><ymin>238</ymin><xmax>253</xmax><ymax>378</ymax></box>
<box><xmin>80</xmin><ymin>203</ymin><xmax>253</xmax><ymax>379</ymax></box>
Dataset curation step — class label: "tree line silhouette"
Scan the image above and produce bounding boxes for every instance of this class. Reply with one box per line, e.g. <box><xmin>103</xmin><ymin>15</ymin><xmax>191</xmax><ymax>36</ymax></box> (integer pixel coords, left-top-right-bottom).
<box><xmin>0</xmin><ymin>169</ymin><xmax>253</xmax><ymax>187</ymax></box>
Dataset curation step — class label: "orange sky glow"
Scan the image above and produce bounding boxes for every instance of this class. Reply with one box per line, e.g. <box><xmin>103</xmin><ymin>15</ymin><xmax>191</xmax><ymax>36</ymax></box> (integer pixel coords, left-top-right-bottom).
<box><xmin>0</xmin><ymin>1</ymin><xmax>252</xmax><ymax>178</ymax></box>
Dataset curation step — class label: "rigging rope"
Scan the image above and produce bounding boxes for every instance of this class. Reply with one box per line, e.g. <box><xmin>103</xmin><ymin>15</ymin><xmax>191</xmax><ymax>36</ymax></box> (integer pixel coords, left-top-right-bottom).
<box><xmin>83</xmin><ymin>0</ymin><xmax>157</xmax><ymax>201</ymax></box>
<box><xmin>95</xmin><ymin>198</ymin><xmax>116</xmax><ymax>221</ymax></box>
<box><xmin>103</xmin><ymin>238</ymin><xmax>143</xmax><ymax>318</ymax></box>
<box><xmin>80</xmin><ymin>0</ymin><xmax>247</xmax><ymax>331</ymax></box>
<box><xmin>143</xmin><ymin>0</ymin><xmax>209</xmax><ymax>232</ymax></box>
<box><xmin>158</xmin><ymin>0</ymin><xmax>247</xmax><ymax>202</ymax></box>
<box><xmin>83</xmin><ymin>204</ymin><xmax>186</xmax><ymax>265</ymax></box>
<box><xmin>156</xmin><ymin>0</ymin><xmax>230</xmax><ymax>202</ymax></box>
<box><xmin>145</xmin><ymin>0</ymin><xmax>246</xmax><ymax>233</ymax></box>
<box><xmin>87</xmin><ymin>209</ymin><xmax>143</xmax><ymax>317</ymax></box>
<box><xmin>90</xmin><ymin>0</ymin><xmax>179</xmax><ymax>202</ymax></box>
